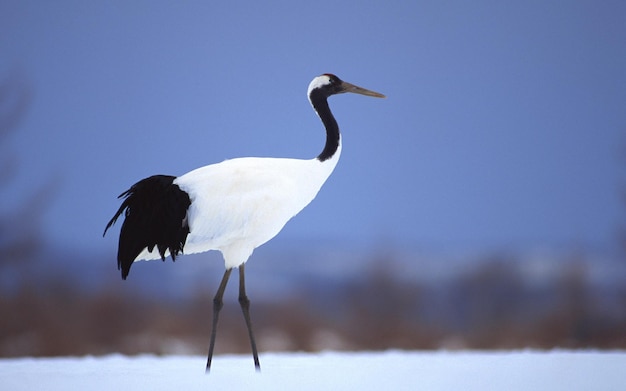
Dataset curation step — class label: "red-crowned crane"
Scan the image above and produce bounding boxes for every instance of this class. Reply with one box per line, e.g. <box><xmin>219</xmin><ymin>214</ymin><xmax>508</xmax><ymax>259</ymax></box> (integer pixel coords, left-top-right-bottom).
<box><xmin>104</xmin><ymin>74</ymin><xmax>385</xmax><ymax>372</ymax></box>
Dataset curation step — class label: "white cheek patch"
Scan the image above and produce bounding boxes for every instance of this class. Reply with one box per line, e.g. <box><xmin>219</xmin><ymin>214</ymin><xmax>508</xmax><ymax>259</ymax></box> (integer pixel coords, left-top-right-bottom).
<box><xmin>307</xmin><ymin>74</ymin><xmax>332</xmax><ymax>96</ymax></box>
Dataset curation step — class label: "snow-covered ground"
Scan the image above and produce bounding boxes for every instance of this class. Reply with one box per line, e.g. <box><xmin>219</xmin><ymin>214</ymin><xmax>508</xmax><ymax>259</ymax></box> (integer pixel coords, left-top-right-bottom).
<box><xmin>1</xmin><ymin>350</ymin><xmax>624</xmax><ymax>391</ymax></box>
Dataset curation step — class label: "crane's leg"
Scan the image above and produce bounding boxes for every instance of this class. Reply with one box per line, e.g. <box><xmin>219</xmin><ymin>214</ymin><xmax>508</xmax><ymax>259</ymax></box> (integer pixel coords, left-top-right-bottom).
<box><xmin>206</xmin><ymin>268</ymin><xmax>232</xmax><ymax>373</ymax></box>
<box><xmin>239</xmin><ymin>264</ymin><xmax>261</xmax><ymax>371</ymax></box>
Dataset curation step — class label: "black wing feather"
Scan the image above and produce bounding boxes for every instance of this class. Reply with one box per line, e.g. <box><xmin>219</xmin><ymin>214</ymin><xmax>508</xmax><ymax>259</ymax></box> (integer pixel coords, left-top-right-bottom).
<box><xmin>103</xmin><ymin>175</ymin><xmax>191</xmax><ymax>280</ymax></box>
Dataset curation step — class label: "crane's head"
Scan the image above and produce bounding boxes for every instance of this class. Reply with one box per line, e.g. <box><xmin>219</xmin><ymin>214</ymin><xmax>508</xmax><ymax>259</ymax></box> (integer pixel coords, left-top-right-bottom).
<box><xmin>307</xmin><ymin>74</ymin><xmax>386</xmax><ymax>100</ymax></box>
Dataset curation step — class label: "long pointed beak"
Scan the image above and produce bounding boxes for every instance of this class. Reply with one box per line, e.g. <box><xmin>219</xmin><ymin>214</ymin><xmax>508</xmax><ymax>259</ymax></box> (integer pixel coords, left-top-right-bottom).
<box><xmin>341</xmin><ymin>81</ymin><xmax>386</xmax><ymax>98</ymax></box>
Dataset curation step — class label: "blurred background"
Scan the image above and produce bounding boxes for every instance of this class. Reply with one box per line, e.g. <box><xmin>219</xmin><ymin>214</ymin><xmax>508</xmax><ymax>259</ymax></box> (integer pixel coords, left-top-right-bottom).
<box><xmin>1</xmin><ymin>1</ymin><xmax>625</xmax><ymax>356</ymax></box>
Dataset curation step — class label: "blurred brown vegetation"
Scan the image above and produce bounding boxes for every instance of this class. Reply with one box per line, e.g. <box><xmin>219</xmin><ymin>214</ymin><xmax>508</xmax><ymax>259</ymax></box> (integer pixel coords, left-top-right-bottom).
<box><xmin>1</xmin><ymin>252</ymin><xmax>625</xmax><ymax>357</ymax></box>
<box><xmin>1</xmin><ymin>77</ymin><xmax>625</xmax><ymax>357</ymax></box>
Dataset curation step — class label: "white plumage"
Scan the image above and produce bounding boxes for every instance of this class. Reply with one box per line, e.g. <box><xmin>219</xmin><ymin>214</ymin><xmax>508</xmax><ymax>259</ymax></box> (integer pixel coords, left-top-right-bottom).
<box><xmin>136</xmin><ymin>153</ymin><xmax>341</xmax><ymax>269</ymax></box>
<box><xmin>104</xmin><ymin>73</ymin><xmax>384</xmax><ymax>372</ymax></box>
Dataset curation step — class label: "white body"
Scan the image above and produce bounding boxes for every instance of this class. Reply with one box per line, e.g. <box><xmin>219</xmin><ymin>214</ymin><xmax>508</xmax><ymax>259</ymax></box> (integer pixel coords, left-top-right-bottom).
<box><xmin>136</xmin><ymin>144</ymin><xmax>341</xmax><ymax>269</ymax></box>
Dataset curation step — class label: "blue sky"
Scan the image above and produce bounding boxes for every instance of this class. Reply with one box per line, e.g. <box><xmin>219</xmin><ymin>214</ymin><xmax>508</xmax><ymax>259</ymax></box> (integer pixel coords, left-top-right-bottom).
<box><xmin>1</xmin><ymin>1</ymin><xmax>625</xmax><ymax>257</ymax></box>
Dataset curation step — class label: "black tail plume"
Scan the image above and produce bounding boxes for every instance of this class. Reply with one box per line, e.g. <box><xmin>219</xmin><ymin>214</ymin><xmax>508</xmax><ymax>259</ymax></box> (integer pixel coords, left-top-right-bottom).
<box><xmin>104</xmin><ymin>175</ymin><xmax>191</xmax><ymax>279</ymax></box>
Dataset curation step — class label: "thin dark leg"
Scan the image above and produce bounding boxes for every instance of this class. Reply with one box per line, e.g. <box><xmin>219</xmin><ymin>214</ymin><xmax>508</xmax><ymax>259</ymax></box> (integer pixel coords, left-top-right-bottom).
<box><xmin>239</xmin><ymin>264</ymin><xmax>261</xmax><ymax>371</ymax></box>
<box><xmin>206</xmin><ymin>268</ymin><xmax>232</xmax><ymax>373</ymax></box>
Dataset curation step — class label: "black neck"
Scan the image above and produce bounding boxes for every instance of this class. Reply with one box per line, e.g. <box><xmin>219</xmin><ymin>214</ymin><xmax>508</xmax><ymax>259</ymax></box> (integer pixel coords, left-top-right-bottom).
<box><xmin>310</xmin><ymin>90</ymin><xmax>340</xmax><ymax>162</ymax></box>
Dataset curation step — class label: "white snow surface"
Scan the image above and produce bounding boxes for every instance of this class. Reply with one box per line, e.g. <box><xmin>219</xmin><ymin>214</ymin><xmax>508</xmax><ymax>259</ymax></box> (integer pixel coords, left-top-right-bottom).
<box><xmin>1</xmin><ymin>350</ymin><xmax>624</xmax><ymax>391</ymax></box>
